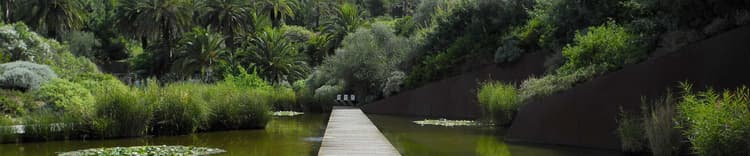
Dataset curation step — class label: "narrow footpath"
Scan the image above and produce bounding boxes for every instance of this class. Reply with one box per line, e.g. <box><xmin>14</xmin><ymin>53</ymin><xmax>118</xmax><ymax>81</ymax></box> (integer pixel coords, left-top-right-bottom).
<box><xmin>318</xmin><ymin>106</ymin><xmax>400</xmax><ymax>156</ymax></box>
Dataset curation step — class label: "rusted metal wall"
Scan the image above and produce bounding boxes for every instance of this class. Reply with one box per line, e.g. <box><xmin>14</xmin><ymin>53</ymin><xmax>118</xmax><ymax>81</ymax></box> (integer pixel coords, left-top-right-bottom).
<box><xmin>362</xmin><ymin>52</ymin><xmax>548</xmax><ymax>119</ymax></box>
<box><xmin>506</xmin><ymin>25</ymin><xmax>750</xmax><ymax>150</ymax></box>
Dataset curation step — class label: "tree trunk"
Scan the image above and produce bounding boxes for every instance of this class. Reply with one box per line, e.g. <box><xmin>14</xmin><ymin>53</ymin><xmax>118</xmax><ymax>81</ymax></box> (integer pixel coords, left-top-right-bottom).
<box><xmin>3</xmin><ymin>0</ymin><xmax>10</xmax><ymax>23</ymax></box>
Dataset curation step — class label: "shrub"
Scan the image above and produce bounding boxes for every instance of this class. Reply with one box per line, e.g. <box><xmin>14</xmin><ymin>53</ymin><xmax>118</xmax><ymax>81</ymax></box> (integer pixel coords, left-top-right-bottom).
<box><xmin>642</xmin><ymin>92</ymin><xmax>681</xmax><ymax>156</ymax></box>
<box><xmin>35</xmin><ymin>78</ymin><xmax>95</xmax><ymax>118</ymax></box>
<box><xmin>477</xmin><ymin>81</ymin><xmax>519</xmax><ymax>125</ymax></box>
<box><xmin>561</xmin><ymin>22</ymin><xmax>645</xmax><ymax>72</ymax></box>
<box><xmin>150</xmin><ymin>83</ymin><xmax>211</xmax><ymax>135</ymax></box>
<box><xmin>0</xmin><ymin>61</ymin><xmax>58</xmax><ymax>90</ymax></box>
<box><xmin>0</xmin><ymin>23</ymin><xmax>59</xmax><ymax>61</ymax></box>
<box><xmin>313</xmin><ymin>85</ymin><xmax>342</xmax><ymax>112</ymax></box>
<box><xmin>281</xmin><ymin>25</ymin><xmax>315</xmax><ymax>43</ymax></box>
<box><xmin>494</xmin><ymin>38</ymin><xmax>524</xmax><ymax>64</ymax></box>
<box><xmin>677</xmin><ymin>84</ymin><xmax>750</xmax><ymax>156</ymax></box>
<box><xmin>617</xmin><ymin>107</ymin><xmax>645</xmax><ymax>153</ymax></box>
<box><xmin>0</xmin><ymin>94</ymin><xmax>25</xmax><ymax>116</ymax></box>
<box><xmin>382</xmin><ymin>71</ymin><xmax>405</xmax><ymax>97</ymax></box>
<box><xmin>318</xmin><ymin>23</ymin><xmax>414</xmax><ymax>98</ymax></box>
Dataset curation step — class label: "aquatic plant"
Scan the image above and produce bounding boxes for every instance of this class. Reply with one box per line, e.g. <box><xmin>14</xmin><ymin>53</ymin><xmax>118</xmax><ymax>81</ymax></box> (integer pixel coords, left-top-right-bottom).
<box><xmin>477</xmin><ymin>81</ymin><xmax>518</xmax><ymax>126</ymax></box>
<box><xmin>272</xmin><ymin>111</ymin><xmax>304</xmax><ymax>117</ymax></box>
<box><xmin>413</xmin><ymin>119</ymin><xmax>479</xmax><ymax>127</ymax></box>
<box><xmin>58</xmin><ymin>145</ymin><xmax>226</xmax><ymax>156</ymax></box>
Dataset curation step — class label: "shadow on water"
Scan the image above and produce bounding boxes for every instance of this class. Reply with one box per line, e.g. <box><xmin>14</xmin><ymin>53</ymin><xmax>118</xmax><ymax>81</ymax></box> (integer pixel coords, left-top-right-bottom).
<box><xmin>0</xmin><ymin>114</ymin><xmax>330</xmax><ymax>156</ymax></box>
<box><xmin>367</xmin><ymin>114</ymin><xmax>624</xmax><ymax>156</ymax></box>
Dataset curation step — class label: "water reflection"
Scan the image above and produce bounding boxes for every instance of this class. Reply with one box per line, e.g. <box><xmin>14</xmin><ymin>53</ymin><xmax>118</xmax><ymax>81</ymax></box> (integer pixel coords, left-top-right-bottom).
<box><xmin>0</xmin><ymin>114</ymin><xmax>329</xmax><ymax>156</ymax></box>
<box><xmin>367</xmin><ymin>114</ymin><xmax>623</xmax><ymax>156</ymax></box>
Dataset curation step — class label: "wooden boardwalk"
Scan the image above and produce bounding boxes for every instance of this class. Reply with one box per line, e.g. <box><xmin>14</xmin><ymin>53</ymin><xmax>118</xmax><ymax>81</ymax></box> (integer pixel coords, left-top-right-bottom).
<box><xmin>318</xmin><ymin>106</ymin><xmax>401</xmax><ymax>156</ymax></box>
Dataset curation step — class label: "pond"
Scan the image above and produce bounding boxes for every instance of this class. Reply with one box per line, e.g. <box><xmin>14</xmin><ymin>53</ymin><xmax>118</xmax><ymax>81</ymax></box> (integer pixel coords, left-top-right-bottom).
<box><xmin>0</xmin><ymin>114</ymin><xmax>329</xmax><ymax>156</ymax></box>
<box><xmin>0</xmin><ymin>113</ymin><xmax>623</xmax><ymax>156</ymax></box>
<box><xmin>368</xmin><ymin>115</ymin><xmax>623</xmax><ymax>156</ymax></box>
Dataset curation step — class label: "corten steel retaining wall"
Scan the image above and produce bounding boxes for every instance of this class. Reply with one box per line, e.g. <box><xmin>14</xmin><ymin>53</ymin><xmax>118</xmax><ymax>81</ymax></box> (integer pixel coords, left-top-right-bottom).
<box><xmin>362</xmin><ymin>52</ymin><xmax>547</xmax><ymax>119</ymax></box>
<box><xmin>506</xmin><ymin>25</ymin><xmax>750</xmax><ymax>150</ymax></box>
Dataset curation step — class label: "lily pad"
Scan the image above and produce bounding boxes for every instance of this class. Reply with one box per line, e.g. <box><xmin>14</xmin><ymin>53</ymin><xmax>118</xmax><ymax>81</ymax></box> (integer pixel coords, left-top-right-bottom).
<box><xmin>272</xmin><ymin>111</ymin><xmax>304</xmax><ymax>117</ymax></box>
<box><xmin>58</xmin><ymin>145</ymin><xmax>226</xmax><ymax>156</ymax></box>
<box><xmin>413</xmin><ymin>118</ymin><xmax>479</xmax><ymax>127</ymax></box>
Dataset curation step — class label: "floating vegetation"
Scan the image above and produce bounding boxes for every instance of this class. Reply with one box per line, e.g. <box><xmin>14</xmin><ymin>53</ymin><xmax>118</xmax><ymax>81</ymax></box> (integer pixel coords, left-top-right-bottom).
<box><xmin>58</xmin><ymin>145</ymin><xmax>226</xmax><ymax>156</ymax></box>
<box><xmin>272</xmin><ymin>111</ymin><xmax>304</xmax><ymax>117</ymax></box>
<box><xmin>413</xmin><ymin>119</ymin><xmax>480</xmax><ymax>127</ymax></box>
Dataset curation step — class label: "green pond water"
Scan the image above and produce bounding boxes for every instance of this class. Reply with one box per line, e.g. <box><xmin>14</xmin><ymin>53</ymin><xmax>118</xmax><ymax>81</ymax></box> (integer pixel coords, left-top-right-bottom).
<box><xmin>368</xmin><ymin>115</ymin><xmax>623</xmax><ymax>156</ymax></box>
<box><xmin>0</xmin><ymin>114</ymin><xmax>329</xmax><ymax>156</ymax></box>
<box><xmin>0</xmin><ymin>113</ymin><xmax>623</xmax><ymax>156</ymax></box>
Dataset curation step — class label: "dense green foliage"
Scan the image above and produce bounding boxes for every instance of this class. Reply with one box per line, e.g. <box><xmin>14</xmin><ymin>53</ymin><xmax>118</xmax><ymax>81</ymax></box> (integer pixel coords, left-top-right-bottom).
<box><xmin>560</xmin><ymin>22</ymin><xmax>645</xmax><ymax>72</ymax></box>
<box><xmin>518</xmin><ymin>22</ymin><xmax>644</xmax><ymax>102</ymax></box>
<box><xmin>404</xmin><ymin>0</ymin><xmax>532</xmax><ymax>88</ymax></box>
<box><xmin>477</xmin><ymin>81</ymin><xmax>518</xmax><ymax>126</ymax></box>
<box><xmin>678</xmin><ymin>85</ymin><xmax>750</xmax><ymax>155</ymax></box>
<box><xmin>36</xmin><ymin>78</ymin><xmax>95</xmax><ymax>118</ymax></box>
<box><xmin>309</xmin><ymin>23</ymin><xmax>413</xmax><ymax>103</ymax></box>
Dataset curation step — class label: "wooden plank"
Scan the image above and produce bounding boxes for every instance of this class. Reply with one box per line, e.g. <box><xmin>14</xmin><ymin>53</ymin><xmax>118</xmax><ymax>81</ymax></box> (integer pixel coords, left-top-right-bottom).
<box><xmin>319</xmin><ymin>106</ymin><xmax>401</xmax><ymax>156</ymax></box>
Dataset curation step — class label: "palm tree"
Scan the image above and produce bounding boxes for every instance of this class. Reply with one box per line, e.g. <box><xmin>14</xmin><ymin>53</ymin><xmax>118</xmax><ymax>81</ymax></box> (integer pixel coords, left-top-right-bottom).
<box><xmin>172</xmin><ymin>27</ymin><xmax>227</xmax><ymax>80</ymax></box>
<box><xmin>16</xmin><ymin>0</ymin><xmax>86</xmax><ymax>38</ymax></box>
<box><xmin>239</xmin><ymin>28</ymin><xmax>309</xmax><ymax>83</ymax></box>
<box><xmin>116</xmin><ymin>0</ymin><xmax>193</xmax><ymax>56</ymax></box>
<box><xmin>255</xmin><ymin>0</ymin><xmax>298</xmax><ymax>28</ymax></box>
<box><xmin>320</xmin><ymin>3</ymin><xmax>362</xmax><ymax>55</ymax></box>
<box><xmin>200</xmin><ymin>0</ymin><xmax>253</xmax><ymax>49</ymax></box>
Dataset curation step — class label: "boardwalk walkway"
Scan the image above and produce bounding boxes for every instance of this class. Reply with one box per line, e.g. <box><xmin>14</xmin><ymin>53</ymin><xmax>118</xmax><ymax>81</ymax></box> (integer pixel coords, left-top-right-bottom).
<box><xmin>318</xmin><ymin>106</ymin><xmax>400</xmax><ymax>156</ymax></box>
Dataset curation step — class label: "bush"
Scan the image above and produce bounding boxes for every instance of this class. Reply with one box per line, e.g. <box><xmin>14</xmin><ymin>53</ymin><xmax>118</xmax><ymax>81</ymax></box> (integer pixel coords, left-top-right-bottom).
<box><xmin>0</xmin><ymin>94</ymin><xmax>26</xmax><ymax>116</ymax></box>
<box><xmin>313</xmin><ymin>85</ymin><xmax>342</xmax><ymax>112</ymax></box>
<box><xmin>35</xmin><ymin>79</ymin><xmax>95</xmax><ymax>118</ymax></box>
<box><xmin>642</xmin><ymin>91</ymin><xmax>681</xmax><ymax>156</ymax></box>
<box><xmin>318</xmin><ymin>23</ymin><xmax>414</xmax><ymax>98</ymax></box>
<box><xmin>382</xmin><ymin>71</ymin><xmax>405</xmax><ymax>97</ymax></box>
<box><xmin>281</xmin><ymin>25</ymin><xmax>315</xmax><ymax>43</ymax></box>
<box><xmin>477</xmin><ymin>81</ymin><xmax>519</xmax><ymax>126</ymax></box>
<box><xmin>150</xmin><ymin>83</ymin><xmax>211</xmax><ymax>135</ymax></box>
<box><xmin>561</xmin><ymin>22</ymin><xmax>645</xmax><ymax>72</ymax></box>
<box><xmin>617</xmin><ymin>107</ymin><xmax>645</xmax><ymax>153</ymax></box>
<box><xmin>678</xmin><ymin>84</ymin><xmax>750</xmax><ymax>156</ymax></box>
<box><xmin>0</xmin><ymin>61</ymin><xmax>58</xmax><ymax>90</ymax></box>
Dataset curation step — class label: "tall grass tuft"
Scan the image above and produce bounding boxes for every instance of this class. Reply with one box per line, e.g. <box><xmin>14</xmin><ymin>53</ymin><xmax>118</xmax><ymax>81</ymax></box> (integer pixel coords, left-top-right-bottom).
<box><xmin>207</xmin><ymin>84</ymin><xmax>271</xmax><ymax>130</ymax></box>
<box><xmin>150</xmin><ymin>83</ymin><xmax>210</xmax><ymax>135</ymax></box>
<box><xmin>477</xmin><ymin>81</ymin><xmax>518</xmax><ymax>126</ymax></box>
<box><xmin>93</xmin><ymin>80</ymin><xmax>152</xmax><ymax>138</ymax></box>
<box><xmin>616</xmin><ymin>107</ymin><xmax>645</xmax><ymax>153</ymax></box>
<box><xmin>642</xmin><ymin>91</ymin><xmax>681</xmax><ymax>156</ymax></box>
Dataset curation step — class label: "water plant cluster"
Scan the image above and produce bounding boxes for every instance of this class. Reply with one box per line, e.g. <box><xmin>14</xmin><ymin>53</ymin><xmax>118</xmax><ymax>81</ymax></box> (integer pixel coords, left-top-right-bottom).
<box><xmin>413</xmin><ymin>119</ymin><xmax>479</xmax><ymax>127</ymax></box>
<box><xmin>58</xmin><ymin>145</ymin><xmax>226</xmax><ymax>156</ymax></box>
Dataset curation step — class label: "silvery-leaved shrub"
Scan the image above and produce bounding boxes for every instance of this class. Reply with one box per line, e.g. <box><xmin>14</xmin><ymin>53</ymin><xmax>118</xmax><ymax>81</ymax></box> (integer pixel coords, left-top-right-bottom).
<box><xmin>0</xmin><ymin>61</ymin><xmax>58</xmax><ymax>90</ymax></box>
